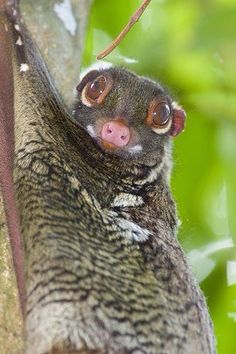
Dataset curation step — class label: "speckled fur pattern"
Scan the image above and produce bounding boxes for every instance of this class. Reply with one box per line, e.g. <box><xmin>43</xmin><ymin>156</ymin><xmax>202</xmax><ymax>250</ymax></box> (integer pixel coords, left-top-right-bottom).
<box><xmin>1</xmin><ymin>5</ymin><xmax>216</xmax><ymax>354</ymax></box>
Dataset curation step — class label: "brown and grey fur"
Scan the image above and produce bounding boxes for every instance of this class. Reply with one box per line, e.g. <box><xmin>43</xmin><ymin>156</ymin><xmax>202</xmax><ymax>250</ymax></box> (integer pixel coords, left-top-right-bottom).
<box><xmin>0</xmin><ymin>2</ymin><xmax>216</xmax><ymax>354</ymax></box>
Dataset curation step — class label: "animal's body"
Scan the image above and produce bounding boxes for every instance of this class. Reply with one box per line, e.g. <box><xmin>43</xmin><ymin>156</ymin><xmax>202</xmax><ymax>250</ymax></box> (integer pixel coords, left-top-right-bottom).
<box><xmin>0</xmin><ymin>2</ymin><xmax>216</xmax><ymax>353</ymax></box>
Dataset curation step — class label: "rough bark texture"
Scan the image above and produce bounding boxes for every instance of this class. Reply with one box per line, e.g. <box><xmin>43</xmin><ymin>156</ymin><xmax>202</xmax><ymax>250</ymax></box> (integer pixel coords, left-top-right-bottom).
<box><xmin>0</xmin><ymin>1</ymin><xmax>92</xmax><ymax>353</ymax></box>
<box><xmin>0</xmin><ymin>193</ymin><xmax>23</xmax><ymax>354</ymax></box>
<box><xmin>21</xmin><ymin>0</ymin><xmax>92</xmax><ymax>105</ymax></box>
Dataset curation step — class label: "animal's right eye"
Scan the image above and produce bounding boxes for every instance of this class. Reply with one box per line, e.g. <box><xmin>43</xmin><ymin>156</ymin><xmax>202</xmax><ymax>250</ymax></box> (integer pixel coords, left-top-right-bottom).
<box><xmin>86</xmin><ymin>76</ymin><xmax>107</xmax><ymax>101</ymax></box>
<box><xmin>83</xmin><ymin>75</ymin><xmax>112</xmax><ymax>106</ymax></box>
<box><xmin>151</xmin><ymin>102</ymin><xmax>171</xmax><ymax>128</ymax></box>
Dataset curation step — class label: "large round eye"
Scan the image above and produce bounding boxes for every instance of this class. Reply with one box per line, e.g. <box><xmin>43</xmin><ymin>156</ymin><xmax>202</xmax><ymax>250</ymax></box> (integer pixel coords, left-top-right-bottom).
<box><xmin>151</xmin><ymin>102</ymin><xmax>171</xmax><ymax>127</ymax></box>
<box><xmin>86</xmin><ymin>76</ymin><xmax>106</xmax><ymax>102</ymax></box>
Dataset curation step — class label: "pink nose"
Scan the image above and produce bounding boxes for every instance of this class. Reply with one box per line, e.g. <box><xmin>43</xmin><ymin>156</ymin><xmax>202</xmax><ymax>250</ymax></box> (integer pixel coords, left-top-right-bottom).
<box><xmin>101</xmin><ymin>121</ymin><xmax>130</xmax><ymax>147</ymax></box>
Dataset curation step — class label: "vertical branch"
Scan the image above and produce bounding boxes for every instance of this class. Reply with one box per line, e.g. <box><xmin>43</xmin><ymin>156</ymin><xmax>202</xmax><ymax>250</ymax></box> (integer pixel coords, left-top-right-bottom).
<box><xmin>0</xmin><ymin>1</ymin><xmax>26</xmax><ymax>314</ymax></box>
<box><xmin>20</xmin><ymin>0</ymin><xmax>93</xmax><ymax>105</ymax></box>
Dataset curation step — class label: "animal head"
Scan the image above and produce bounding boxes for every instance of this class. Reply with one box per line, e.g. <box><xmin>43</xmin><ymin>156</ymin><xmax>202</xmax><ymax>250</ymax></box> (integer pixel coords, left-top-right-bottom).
<box><xmin>73</xmin><ymin>67</ymin><xmax>186</xmax><ymax>161</ymax></box>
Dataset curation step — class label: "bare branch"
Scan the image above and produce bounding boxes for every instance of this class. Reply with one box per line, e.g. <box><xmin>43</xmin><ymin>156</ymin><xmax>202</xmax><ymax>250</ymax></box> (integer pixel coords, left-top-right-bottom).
<box><xmin>96</xmin><ymin>0</ymin><xmax>152</xmax><ymax>60</ymax></box>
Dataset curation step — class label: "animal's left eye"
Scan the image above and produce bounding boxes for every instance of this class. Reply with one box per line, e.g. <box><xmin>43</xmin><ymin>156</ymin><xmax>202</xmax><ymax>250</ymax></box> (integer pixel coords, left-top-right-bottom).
<box><xmin>151</xmin><ymin>102</ymin><xmax>171</xmax><ymax>128</ymax></box>
<box><xmin>81</xmin><ymin>74</ymin><xmax>113</xmax><ymax>107</ymax></box>
<box><xmin>86</xmin><ymin>76</ymin><xmax>107</xmax><ymax>102</ymax></box>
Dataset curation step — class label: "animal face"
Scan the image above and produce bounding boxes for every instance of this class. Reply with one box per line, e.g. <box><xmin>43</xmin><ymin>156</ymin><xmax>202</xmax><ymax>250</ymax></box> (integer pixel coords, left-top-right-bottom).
<box><xmin>73</xmin><ymin>68</ymin><xmax>185</xmax><ymax>160</ymax></box>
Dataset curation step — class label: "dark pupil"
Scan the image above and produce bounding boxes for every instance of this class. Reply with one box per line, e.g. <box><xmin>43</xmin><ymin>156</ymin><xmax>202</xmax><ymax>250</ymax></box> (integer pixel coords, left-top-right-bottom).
<box><xmin>87</xmin><ymin>76</ymin><xmax>106</xmax><ymax>100</ymax></box>
<box><xmin>152</xmin><ymin>103</ymin><xmax>170</xmax><ymax>126</ymax></box>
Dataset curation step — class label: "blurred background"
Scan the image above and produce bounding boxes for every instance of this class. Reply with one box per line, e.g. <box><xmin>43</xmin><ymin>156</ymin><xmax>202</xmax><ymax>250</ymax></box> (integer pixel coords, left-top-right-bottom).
<box><xmin>82</xmin><ymin>0</ymin><xmax>236</xmax><ymax>353</ymax></box>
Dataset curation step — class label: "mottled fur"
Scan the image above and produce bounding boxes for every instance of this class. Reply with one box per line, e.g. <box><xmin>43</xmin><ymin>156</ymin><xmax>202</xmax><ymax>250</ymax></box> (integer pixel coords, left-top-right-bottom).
<box><xmin>0</xmin><ymin>3</ymin><xmax>216</xmax><ymax>354</ymax></box>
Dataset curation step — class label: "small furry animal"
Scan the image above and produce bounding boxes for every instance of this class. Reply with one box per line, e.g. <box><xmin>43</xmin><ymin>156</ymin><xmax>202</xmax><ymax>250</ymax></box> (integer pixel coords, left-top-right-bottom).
<box><xmin>70</xmin><ymin>67</ymin><xmax>216</xmax><ymax>353</ymax></box>
<box><xmin>0</xmin><ymin>1</ymin><xmax>216</xmax><ymax>352</ymax></box>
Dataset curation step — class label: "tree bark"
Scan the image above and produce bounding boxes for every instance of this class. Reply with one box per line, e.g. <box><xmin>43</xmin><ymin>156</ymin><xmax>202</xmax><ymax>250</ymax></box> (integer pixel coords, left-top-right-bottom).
<box><xmin>21</xmin><ymin>0</ymin><xmax>92</xmax><ymax>105</ymax></box>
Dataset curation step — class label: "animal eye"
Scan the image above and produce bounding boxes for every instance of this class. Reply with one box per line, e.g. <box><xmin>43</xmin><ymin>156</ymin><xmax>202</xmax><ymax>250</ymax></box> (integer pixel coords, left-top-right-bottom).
<box><xmin>151</xmin><ymin>102</ymin><xmax>171</xmax><ymax>127</ymax></box>
<box><xmin>86</xmin><ymin>76</ymin><xmax>106</xmax><ymax>101</ymax></box>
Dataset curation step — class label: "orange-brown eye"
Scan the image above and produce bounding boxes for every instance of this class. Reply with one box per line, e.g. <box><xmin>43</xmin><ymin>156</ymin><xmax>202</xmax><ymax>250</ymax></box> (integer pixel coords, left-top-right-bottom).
<box><xmin>86</xmin><ymin>76</ymin><xmax>106</xmax><ymax>101</ymax></box>
<box><xmin>152</xmin><ymin>102</ymin><xmax>171</xmax><ymax>127</ymax></box>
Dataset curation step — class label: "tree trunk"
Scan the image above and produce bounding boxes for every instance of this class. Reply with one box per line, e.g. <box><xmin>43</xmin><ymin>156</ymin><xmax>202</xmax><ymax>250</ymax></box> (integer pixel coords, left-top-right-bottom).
<box><xmin>21</xmin><ymin>0</ymin><xmax>92</xmax><ymax>105</ymax></box>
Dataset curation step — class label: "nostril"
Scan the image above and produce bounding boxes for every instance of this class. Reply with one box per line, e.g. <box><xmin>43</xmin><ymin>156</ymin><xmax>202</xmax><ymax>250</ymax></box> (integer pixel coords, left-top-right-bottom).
<box><xmin>101</xmin><ymin>120</ymin><xmax>130</xmax><ymax>148</ymax></box>
<box><xmin>106</xmin><ymin>124</ymin><xmax>113</xmax><ymax>134</ymax></box>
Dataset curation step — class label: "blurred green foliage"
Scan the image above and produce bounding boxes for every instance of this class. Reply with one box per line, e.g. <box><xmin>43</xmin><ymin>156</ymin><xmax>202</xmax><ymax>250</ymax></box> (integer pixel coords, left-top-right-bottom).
<box><xmin>82</xmin><ymin>0</ymin><xmax>236</xmax><ymax>353</ymax></box>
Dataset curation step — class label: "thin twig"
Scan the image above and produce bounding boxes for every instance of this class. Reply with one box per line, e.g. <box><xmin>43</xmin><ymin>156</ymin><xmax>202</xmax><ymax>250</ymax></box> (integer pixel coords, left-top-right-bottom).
<box><xmin>96</xmin><ymin>0</ymin><xmax>152</xmax><ymax>60</ymax></box>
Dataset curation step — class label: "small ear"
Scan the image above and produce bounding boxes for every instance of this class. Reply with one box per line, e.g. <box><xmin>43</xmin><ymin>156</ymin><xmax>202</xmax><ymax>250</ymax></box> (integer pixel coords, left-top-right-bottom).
<box><xmin>169</xmin><ymin>102</ymin><xmax>186</xmax><ymax>137</ymax></box>
<box><xmin>76</xmin><ymin>70</ymin><xmax>100</xmax><ymax>93</ymax></box>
